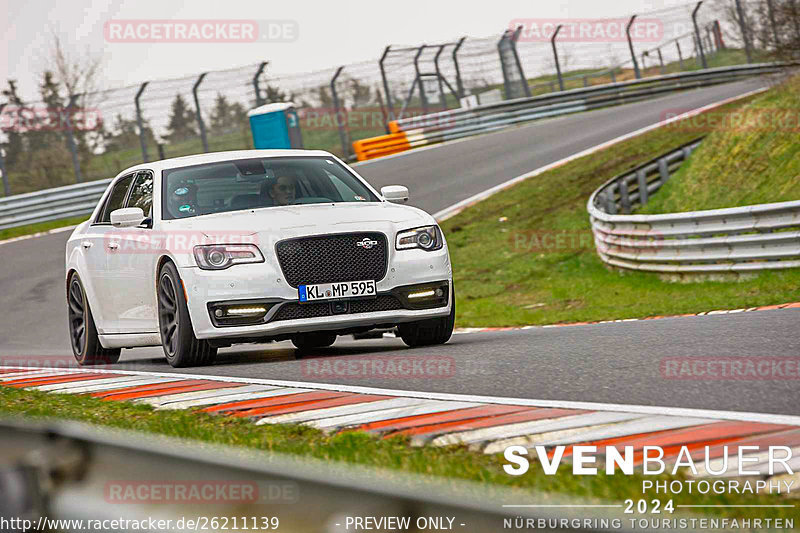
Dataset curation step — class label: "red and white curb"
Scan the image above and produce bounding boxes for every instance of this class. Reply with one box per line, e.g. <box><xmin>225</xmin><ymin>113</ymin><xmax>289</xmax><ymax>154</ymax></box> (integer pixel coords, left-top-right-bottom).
<box><xmin>2</xmin><ymin>365</ymin><xmax>799</xmax><ymax>481</ymax></box>
<box><xmin>453</xmin><ymin>301</ymin><xmax>800</xmax><ymax>334</ymax></box>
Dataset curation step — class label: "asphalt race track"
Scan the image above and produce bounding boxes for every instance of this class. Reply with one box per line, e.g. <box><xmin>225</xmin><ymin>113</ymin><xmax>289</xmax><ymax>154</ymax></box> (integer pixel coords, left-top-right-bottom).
<box><xmin>3</xmin><ymin>76</ymin><xmax>796</xmax><ymax>416</ymax></box>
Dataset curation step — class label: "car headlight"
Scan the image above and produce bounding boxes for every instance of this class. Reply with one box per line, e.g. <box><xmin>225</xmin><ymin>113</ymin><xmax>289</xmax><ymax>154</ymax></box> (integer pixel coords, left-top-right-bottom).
<box><xmin>193</xmin><ymin>244</ymin><xmax>264</xmax><ymax>270</ymax></box>
<box><xmin>396</xmin><ymin>226</ymin><xmax>443</xmax><ymax>251</ymax></box>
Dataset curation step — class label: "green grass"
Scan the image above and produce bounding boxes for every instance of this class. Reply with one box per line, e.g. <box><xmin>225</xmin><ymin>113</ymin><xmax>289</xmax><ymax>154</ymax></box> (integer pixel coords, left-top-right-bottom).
<box><xmin>442</xmin><ymin>89</ymin><xmax>800</xmax><ymax>328</ymax></box>
<box><xmin>0</xmin><ymin>386</ymin><xmax>794</xmax><ymax>522</ymax></box>
<box><xmin>0</xmin><ymin>215</ymin><xmax>88</xmax><ymax>241</ymax></box>
<box><xmin>641</xmin><ymin>74</ymin><xmax>800</xmax><ymax>213</ymax></box>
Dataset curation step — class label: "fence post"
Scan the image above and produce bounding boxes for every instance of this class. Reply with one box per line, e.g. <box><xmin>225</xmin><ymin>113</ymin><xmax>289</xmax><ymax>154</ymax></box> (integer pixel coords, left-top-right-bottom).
<box><xmin>626</xmin><ymin>15</ymin><xmax>641</xmax><ymax>79</ymax></box>
<box><xmin>252</xmin><ymin>62</ymin><xmax>268</xmax><ymax>107</ymax></box>
<box><xmin>330</xmin><ymin>66</ymin><xmax>351</xmax><ymax>159</ymax></box>
<box><xmin>497</xmin><ymin>30</ymin><xmax>513</xmax><ymax>99</ymax></box>
<box><xmin>510</xmin><ymin>26</ymin><xmax>531</xmax><ymax>98</ymax></box>
<box><xmin>657</xmin><ymin>48</ymin><xmax>665</xmax><ymax>74</ymax></box>
<box><xmin>641</xmin><ymin>51</ymin><xmax>648</xmax><ymax>72</ymax></box>
<box><xmin>676</xmin><ymin>40</ymin><xmax>684</xmax><ymax>70</ymax></box>
<box><xmin>734</xmin><ymin>0</ymin><xmax>753</xmax><ymax>63</ymax></box>
<box><xmin>0</xmin><ymin>104</ymin><xmax>8</xmax><ymax>196</ymax></box>
<box><xmin>192</xmin><ymin>73</ymin><xmax>209</xmax><ymax>153</ymax></box>
<box><xmin>433</xmin><ymin>44</ymin><xmax>448</xmax><ymax>111</ymax></box>
<box><xmin>135</xmin><ymin>82</ymin><xmax>150</xmax><ymax>163</ymax></box>
<box><xmin>705</xmin><ymin>26</ymin><xmax>714</xmax><ymax>54</ymax></box>
<box><xmin>791</xmin><ymin>0</ymin><xmax>800</xmax><ymax>43</ymax></box>
<box><xmin>452</xmin><ymin>37</ymin><xmax>466</xmax><ymax>98</ymax></box>
<box><xmin>692</xmin><ymin>2</ymin><xmax>708</xmax><ymax>69</ymax></box>
<box><xmin>766</xmin><ymin>0</ymin><xmax>780</xmax><ymax>48</ymax></box>
<box><xmin>64</xmin><ymin>94</ymin><xmax>83</xmax><ymax>183</ymax></box>
<box><xmin>551</xmin><ymin>24</ymin><xmax>564</xmax><ymax>91</ymax></box>
<box><xmin>413</xmin><ymin>45</ymin><xmax>428</xmax><ymax>113</ymax></box>
<box><xmin>379</xmin><ymin>46</ymin><xmax>395</xmax><ymax>122</ymax></box>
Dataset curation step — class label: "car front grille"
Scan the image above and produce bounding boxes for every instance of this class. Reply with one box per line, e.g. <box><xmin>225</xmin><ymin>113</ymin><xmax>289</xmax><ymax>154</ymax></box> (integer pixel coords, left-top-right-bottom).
<box><xmin>270</xmin><ymin>295</ymin><xmax>404</xmax><ymax>323</ymax></box>
<box><xmin>275</xmin><ymin>232</ymin><xmax>388</xmax><ymax>288</ymax></box>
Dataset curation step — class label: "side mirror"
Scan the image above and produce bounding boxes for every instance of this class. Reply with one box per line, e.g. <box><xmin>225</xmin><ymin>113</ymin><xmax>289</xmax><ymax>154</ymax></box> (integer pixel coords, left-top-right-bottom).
<box><xmin>110</xmin><ymin>207</ymin><xmax>145</xmax><ymax>228</ymax></box>
<box><xmin>381</xmin><ymin>185</ymin><xmax>409</xmax><ymax>204</ymax></box>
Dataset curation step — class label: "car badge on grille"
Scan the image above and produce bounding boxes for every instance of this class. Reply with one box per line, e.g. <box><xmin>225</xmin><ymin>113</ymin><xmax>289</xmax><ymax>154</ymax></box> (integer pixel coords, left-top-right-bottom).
<box><xmin>356</xmin><ymin>237</ymin><xmax>379</xmax><ymax>250</ymax></box>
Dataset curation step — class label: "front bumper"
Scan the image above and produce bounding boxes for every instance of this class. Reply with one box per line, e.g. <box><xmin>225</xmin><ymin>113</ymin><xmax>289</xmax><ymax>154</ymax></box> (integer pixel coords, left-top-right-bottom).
<box><xmin>180</xmin><ymin>245</ymin><xmax>452</xmax><ymax>340</ymax></box>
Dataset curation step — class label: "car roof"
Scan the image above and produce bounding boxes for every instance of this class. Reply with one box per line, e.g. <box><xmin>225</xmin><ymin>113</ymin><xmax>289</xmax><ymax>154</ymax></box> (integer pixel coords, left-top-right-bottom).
<box><xmin>118</xmin><ymin>149</ymin><xmax>335</xmax><ymax>177</ymax></box>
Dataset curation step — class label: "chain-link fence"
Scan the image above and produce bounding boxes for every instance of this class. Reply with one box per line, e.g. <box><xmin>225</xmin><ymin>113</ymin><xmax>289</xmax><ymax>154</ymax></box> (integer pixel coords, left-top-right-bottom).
<box><xmin>0</xmin><ymin>0</ymin><xmax>784</xmax><ymax>197</ymax></box>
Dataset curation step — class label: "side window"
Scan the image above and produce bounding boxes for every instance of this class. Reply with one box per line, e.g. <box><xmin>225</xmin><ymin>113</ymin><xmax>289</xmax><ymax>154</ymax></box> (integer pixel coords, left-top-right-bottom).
<box><xmin>127</xmin><ymin>171</ymin><xmax>154</xmax><ymax>217</ymax></box>
<box><xmin>97</xmin><ymin>174</ymin><xmax>134</xmax><ymax>224</ymax></box>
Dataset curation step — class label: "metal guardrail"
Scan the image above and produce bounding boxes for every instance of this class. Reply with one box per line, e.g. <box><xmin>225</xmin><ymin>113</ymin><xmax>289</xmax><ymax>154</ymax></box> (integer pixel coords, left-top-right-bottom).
<box><xmin>587</xmin><ymin>139</ymin><xmax>800</xmax><ymax>273</ymax></box>
<box><xmin>0</xmin><ymin>417</ymin><xmax>653</xmax><ymax>533</ymax></box>
<box><xmin>353</xmin><ymin>62</ymin><xmax>791</xmax><ymax>161</ymax></box>
<box><xmin>0</xmin><ymin>179</ymin><xmax>110</xmax><ymax>231</ymax></box>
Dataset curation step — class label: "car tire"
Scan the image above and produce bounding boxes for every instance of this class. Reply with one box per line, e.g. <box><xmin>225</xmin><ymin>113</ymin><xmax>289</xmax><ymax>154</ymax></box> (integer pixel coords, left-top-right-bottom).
<box><xmin>67</xmin><ymin>272</ymin><xmax>121</xmax><ymax>366</ymax></box>
<box><xmin>291</xmin><ymin>332</ymin><xmax>337</xmax><ymax>351</ymax></box>
<box><xmin>398</xmin><ymin>286</ymin><xmax>456</xmax><ymax>347</ymax></box>
<box><xmin>157</xmin><ymin>261</ymin><xmax>217</xmax><ymax>368</ymax></box>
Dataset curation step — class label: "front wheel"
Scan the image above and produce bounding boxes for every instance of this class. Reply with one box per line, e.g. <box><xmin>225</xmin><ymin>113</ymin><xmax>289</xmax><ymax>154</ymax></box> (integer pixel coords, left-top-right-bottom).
<box><xmin>157</xmin><ymin>261</ymin><xmax>217</xmax><ymax>367</ymax></box>
<box><xmin>67</xmin><ymin>273</ymin><xmax>120</xmax><ymax>365</ymax></box>
<box><xmin>398</xmin><ymin>287</ymin><xmax>456</xmax><ymax>347</ymax></box>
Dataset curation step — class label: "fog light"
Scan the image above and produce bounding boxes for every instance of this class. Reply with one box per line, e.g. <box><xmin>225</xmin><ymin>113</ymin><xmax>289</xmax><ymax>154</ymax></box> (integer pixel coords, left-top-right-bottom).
<box><xmin>407</xmin><ymin>289</ymin><xmax>436</xmax><ymax>300</ymax></box>
<box><xmin>435</xmin><ymin>288</ymin><xmax>444</xmax><ymax>297</ymax></box>
<box><xmin>225</xmin><ymin>306</ymin><xmax>267</xmax><ymax>316</ymax></box>
<box><xmin>214</xmin><ymin>309</ymin><xmax>224</xmax><ymax>317</ymax></box>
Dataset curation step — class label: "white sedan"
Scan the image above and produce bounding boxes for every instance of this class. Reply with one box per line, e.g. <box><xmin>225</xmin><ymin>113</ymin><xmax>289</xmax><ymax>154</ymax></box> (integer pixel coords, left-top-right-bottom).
<box><xmin>65</xmin><ymin>150</ymin><xmax>455</xmax><ymax>367</ymax></box>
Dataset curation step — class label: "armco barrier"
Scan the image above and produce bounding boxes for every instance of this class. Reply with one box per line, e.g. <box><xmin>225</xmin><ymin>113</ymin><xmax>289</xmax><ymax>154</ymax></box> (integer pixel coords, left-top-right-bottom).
<box><xmin>587</xmin><ymin>138</ymin><xmax>800</xmax><ymax>273</ymax></box>
<box><xmin>0</xmin><ymin>179</ymin><xmax>110</xmax><ymax>231</ymax></box>
<box><xmin>353</xmin><ymin>63</ymin><xmax>792</xmax><ymax>161</ymax></box>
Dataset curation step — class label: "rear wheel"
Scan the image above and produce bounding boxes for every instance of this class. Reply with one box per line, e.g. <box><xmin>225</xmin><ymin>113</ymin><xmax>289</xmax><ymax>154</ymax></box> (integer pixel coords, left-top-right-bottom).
<box><xmin>157</xmin><ymin>261</ymin><xmax>217</xmax><ymax>367</ymax></box>
<box><xmin>67</xmin><ymin>273</ymin><xmax>120</xmax><ymax>365</ymax></box>
<box><xmin>398</xmin><ymin>287</ymin><xmax>456</xmax><ymax>347</ymax></box>
<box><xmin>291</xmin><ymin>332</ymin><xmax>337</xmax><ymax>351</ymax></box>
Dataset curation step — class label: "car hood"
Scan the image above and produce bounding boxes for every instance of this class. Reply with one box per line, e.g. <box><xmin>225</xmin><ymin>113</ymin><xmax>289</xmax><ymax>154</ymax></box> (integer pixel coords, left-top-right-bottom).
<box><xmin>162</xmin><ymin>202</ymin><xmax>434</xmax><ymax>241</ymax></box>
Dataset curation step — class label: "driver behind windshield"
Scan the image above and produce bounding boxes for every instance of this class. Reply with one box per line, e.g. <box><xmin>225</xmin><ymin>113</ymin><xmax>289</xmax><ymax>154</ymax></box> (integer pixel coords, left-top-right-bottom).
<box><xmin>262</xmin><ymin>170</ymin><xmax>298</xmax><ymax>206</ymax></box>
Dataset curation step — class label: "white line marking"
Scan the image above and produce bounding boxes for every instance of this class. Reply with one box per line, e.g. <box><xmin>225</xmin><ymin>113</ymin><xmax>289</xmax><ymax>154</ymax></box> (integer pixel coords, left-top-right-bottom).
<box><xmin>481</xmin><ymin>415</ymin><xmax>716</xmax><ymax>455</ymax></box>
<box><xmin>0</xmin><ymin>224</ymin><xmax>78</xmax><ymax>247</ymax></box>
<box><xmin>2</xmin><ymin>365</ymin><xmax>799</xmax><ymax>426</ymax></box>
<box><xmin>51</xmin><ymin>377</ymin><xmax>184</xmax><ymax>394</ymax></box>
<box><xmin>433</xmin><ymin>412</ymin><xmax>644</xmax><ymax>448</ymax></box>
<box><xmin>155</xmin><ymin>387</ymin><xmax>311</xmax><ymax>411</ymax></box>
<box><xmin>32</xmin><ymin>376</ymin><xmax>154</xmax><ymax>392</ymax></box>
<box><xmin>432</xmin><ymin>87</ymin><xmax>768</xmax><ymax>222</ymax></box>
<box><xmin>137</xmin><ymin>384</ymin><xmax>278</xmax><ymax>407</ymax></box>
<box><xmin>256</xmin><ymin>397</ymin><xmax>430</xmax><ymax>426</ymax></box>
<box><xmin>307</xmin><ymin>401</ymin><xmax>480</xmax><ymax>431</ymax></box>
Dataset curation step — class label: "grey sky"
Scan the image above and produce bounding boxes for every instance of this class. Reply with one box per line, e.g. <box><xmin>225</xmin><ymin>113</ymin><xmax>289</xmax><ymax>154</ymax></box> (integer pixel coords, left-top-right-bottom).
<box><xmin>4</xmin><ymin>0</ymin><xmax>699</xmax><ymax>100</ymax></box>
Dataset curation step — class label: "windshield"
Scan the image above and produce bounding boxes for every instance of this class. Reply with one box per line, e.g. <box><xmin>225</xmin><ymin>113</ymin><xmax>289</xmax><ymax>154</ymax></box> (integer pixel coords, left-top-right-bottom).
<box><xmin>161</xmin><ymin>156</ymin><xmax>379</xmax><ymax>220</ymax></box>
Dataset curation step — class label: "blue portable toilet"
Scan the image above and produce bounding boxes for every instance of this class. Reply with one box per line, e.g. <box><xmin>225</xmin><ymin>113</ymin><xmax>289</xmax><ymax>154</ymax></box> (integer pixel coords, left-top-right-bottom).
<box><xmin>248</xmin><ymin>102</ymin><xmax>304</xmax><ymax>149</ymax></box>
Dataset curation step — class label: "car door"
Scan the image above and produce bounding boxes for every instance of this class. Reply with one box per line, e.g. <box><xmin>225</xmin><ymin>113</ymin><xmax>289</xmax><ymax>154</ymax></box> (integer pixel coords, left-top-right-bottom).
<box><xmin>105</xmin><ymin>170</ymin><xmax>160</xmax><ymax>334</ymax></box>
<box><xmin>86</xmin><ymin>173</ymin><xmax>135</xmax><ymax>333</ymax></box>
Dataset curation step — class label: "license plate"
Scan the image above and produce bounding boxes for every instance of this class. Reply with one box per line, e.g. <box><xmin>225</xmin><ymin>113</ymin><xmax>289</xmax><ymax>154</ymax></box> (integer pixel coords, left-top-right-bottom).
<box><xmin>298</xmin><ymin>280</ymin><xmax>376</xmax><ymax>303</ymax></box>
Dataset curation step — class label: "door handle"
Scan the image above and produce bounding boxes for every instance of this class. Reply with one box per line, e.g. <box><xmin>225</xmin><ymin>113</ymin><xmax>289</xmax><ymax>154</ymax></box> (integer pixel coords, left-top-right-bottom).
<box><xmin>81</xmin><ymin>241</ymin><xmax>93</xmax><ymax>249</ymax></box>
<box><xmin>107</xmin><ymin>242</ymin><xmax>119</xmax><ymax>250</ymax></box>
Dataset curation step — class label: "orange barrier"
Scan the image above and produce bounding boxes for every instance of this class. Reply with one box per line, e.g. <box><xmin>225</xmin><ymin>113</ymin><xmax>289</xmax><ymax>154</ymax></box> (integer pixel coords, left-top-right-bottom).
<box><xmin>352</xmin><ymin>132</ymin><xmax>409</xmax><ymax>161</ymax></box>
